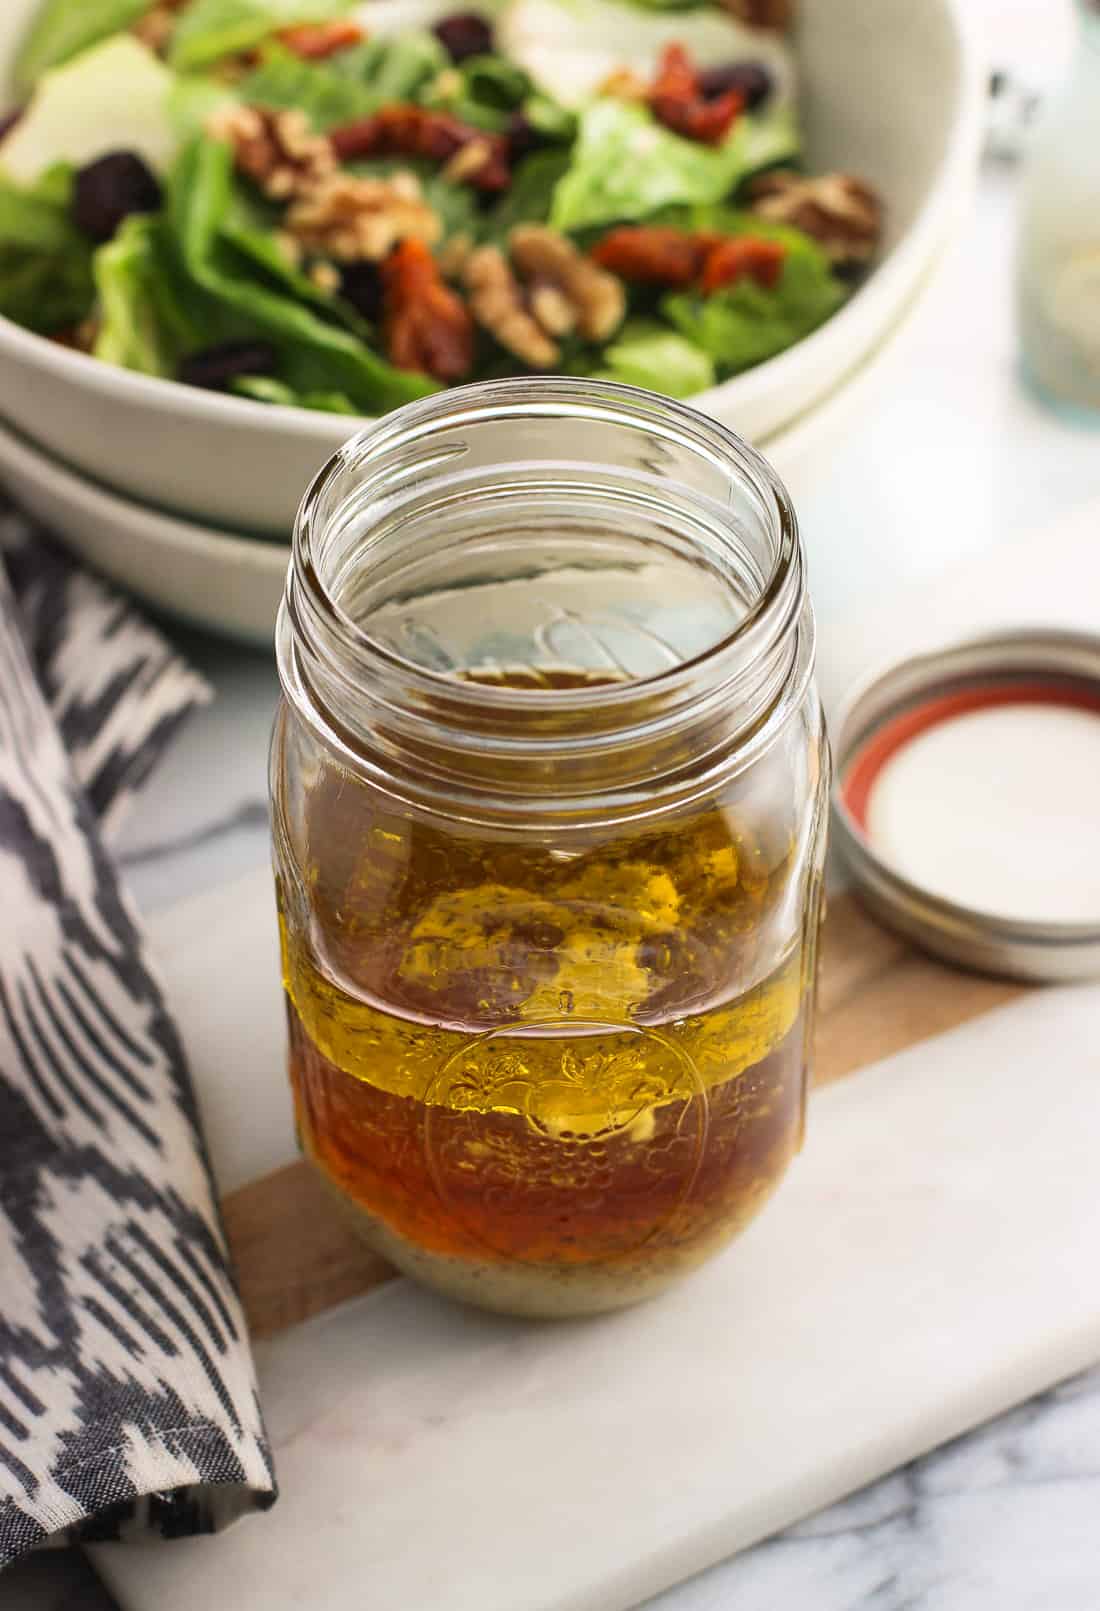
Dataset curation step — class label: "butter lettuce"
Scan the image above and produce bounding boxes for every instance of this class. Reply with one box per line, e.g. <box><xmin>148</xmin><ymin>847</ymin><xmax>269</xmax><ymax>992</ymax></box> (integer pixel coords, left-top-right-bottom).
<box><xmin>12</xmin><ymin>0</ymin><xmax>150</xmax><ymax>93</ymax></box>
<box><xmin>1</xmin><ymin>36</ymin><xmax>178</xmax><ymax>184</ymax></box>
<box><xmin>169</xmin><ymin>0</ymin><xmax>359</xmax><ymax>71</ymax></box>
<box><xmin>481</xmin><ymin>148</ymin><xmax>571</xmax><ymax>236</ymax></box>
<box><xmin>0</xmin><ymin>164</ymin><xmax>95</xmax><ymax>333</ymax></box>
<box><xmin>93</xmin><ymin>215</ymin><xmax>182</xmax><ymax>375</ymax></box>
<box><xmin>588</xmin><ymin>321</ymin><xmax>715</xmax><ymax>396</ymax></box>
<box><xmin>550</xmin><ymin>99</ymin><xmax>799</xmax><ymax>233</ymax></box>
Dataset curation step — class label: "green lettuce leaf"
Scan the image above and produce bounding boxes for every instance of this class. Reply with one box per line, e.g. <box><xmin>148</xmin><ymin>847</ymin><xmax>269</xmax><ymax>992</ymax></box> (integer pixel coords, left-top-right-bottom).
<box><xmin>236</xmin><ymin>32</ymin><xmax>449</xmax><ymax>129</ymax></box>
<box><xmin>421</xmin><ymin>53</ymin><xmax>533</xmax><ymax>131</ymax></box>
<box><xmin>93</xmin><ymin>215</ymin><xmax>175</xmax><ymax>374</ymax></box>
<box><xmin>222</xmin><ymin>177</ymin><xmax>374</xmax><ymax>335</ymax></box>
<box><xmin>166</xmin><ymin>134</ymin><xmax>434</xmax><ymax>409</ymax></box>
<box><xmin>345</xmin><ymin>32</ymin><xmax>450</xmax><ymax>101</ymax></box>
<box><xmin>550</xmin><ymin>99</ymin><xmax>798</xmax><ymax>234</ymax></box>
<box><xmin>232</xmin><ymin>374</ymin><xmax>358</xmax><ymax>412</ymax></box>
<box><xmin>662</xmin><ymin>227</ymin><xmax>846</xmax><ymax>374</ymax></box>
<box><xmin>93</xmin><ymin>209</ymin><xmax>252</xmax><ymax>376</ymax></box>
<box><xmin>522</xmin><ymin>93</ymin><xmax>577</xmax><ymax>144</ymax></box>
<box><xmin>169</xmin><ymin>0</ymin><xmax>359</xmax><ymax>72</ymax></box>
<box><xmin>0</xmin><ymin>165</ymin><xmax>95</xmax><ymax>334</ymax></box>
<box><xmin>167</xmin><ymin>73</ymin><xmax>241</xmax><ymax>143</ymax></box>
<box><xmin>478</xmin><ymin>148</ymin><xmax>570</xmax><ymax>237</ymax></box>
<box><xmin>586</xmin><ymin>319</ymin><xmax>714</xmax><ymax>396</ymax></box>
<box><xmin>12</xmin><ymin>0</ymin><xmax>150</xmax><ymax>93</ymax></box>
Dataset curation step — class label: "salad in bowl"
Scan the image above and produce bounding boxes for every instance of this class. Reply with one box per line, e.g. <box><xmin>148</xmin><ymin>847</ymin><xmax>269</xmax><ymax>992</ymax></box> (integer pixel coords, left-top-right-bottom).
<box><xmin>0</xmin><ymin>0</ymin><xmax>882</xmax><ymax>416</ymax></box>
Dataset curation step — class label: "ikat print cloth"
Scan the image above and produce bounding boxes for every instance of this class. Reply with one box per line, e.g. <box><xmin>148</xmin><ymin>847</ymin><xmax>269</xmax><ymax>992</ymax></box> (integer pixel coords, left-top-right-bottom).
<box><xmin>0</xmin><ymin>512</ymin><xmax>275</xmax><ymax>1570</ymax></box>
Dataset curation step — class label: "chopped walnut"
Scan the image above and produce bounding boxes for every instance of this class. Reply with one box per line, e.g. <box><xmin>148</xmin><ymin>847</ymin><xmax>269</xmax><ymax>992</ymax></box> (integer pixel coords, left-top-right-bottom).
<box><xmin>208</xmin><ymin>105</ymin><xmax>336</xmax><ymax>201</ymax></box>
<box><xmin>272</xmin><ymin>229</ymin><xmax>304</xmax><ymax>269</ymax></box>
<box><xmin>442</xmin><ymin>137</ymin><xmax>498</xmax><ymax>185</ymax></box>
<box><xmin>597</xmin><ymin>66</ymin><xmax>649</xmax><ymax>101</ymax></box>
<box><xmin>308</xmin><ymin>260</ymin><xmax>342</xmax><ymax>294</ymax></box>
<box><xmin>748</xmin><ymin>170</ymin><xmax>883</xmax><ymax>266</ymax></box>
<box><xmin>429</xmin><ymin>67</ymin><xmax>466</xmax><ymax>101</ymax></box>
<box><xmin>719</xmin><ymin>0</ymin><xmax>793</xmax><ymax>29</ymax></box>
<box><xmin>508</xmin><ymin>225</ymin><xmax>626</xmax><ymax>341</ymax></box>
<box><xmin>286</xmin><ymin>171</ymin><xmax>442</xmax><ymax>262</ymax></box>
<box><xmin>437</xmin><ymin>232</ymin><xmax>475</xmax><ymax>280</ymax></box>
<box><xmin>528</xmin><ymin>282</ymin><xmax>576</xmax><ymax>338</ymax></box>
<box><xmin>462</xmin><ymin>245</ymin><xmax>560</xmax><ymax>368</ymax></box>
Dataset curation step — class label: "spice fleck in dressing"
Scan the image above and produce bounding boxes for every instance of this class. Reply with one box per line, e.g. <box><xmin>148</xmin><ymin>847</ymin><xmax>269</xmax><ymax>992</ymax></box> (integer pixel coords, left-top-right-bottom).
<box><xmin>282</xmin><ymin>671</ymin><xmax>813</xmax><ymax>1317</ymax></box>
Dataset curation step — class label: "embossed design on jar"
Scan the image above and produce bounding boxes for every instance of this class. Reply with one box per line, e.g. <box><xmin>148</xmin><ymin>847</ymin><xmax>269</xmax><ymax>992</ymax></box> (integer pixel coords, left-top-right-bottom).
<box><xmin>422</xmin><ymin>1019</ymin><xmax>707</xmax><ymax>1264</ymax></box>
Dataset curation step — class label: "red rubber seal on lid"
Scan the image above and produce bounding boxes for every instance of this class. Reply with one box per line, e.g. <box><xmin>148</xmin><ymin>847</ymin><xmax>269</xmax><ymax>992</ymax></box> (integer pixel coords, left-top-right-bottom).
<box><xmin>840</xmin><ymin>678</ymin><xmax>1100</xmax><ymax>834</ymax></box>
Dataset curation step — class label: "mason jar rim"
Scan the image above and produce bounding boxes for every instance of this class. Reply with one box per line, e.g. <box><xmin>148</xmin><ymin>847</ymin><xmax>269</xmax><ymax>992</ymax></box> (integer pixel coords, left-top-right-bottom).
<box><xmin>277</xmin><ymin>378</ymin><xmax>817</xmax><ymax>825</ymax></box>
<box><xmin>287</xmin><ymin>377</ymin><xmax>801</xmax><ymax>714</ymax></box>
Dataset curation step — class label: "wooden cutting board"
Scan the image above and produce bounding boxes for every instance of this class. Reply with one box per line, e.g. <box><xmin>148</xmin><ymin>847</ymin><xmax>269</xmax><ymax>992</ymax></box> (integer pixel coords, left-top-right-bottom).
<box><xmin>220</xmin><ymin>892</ymin><xmax>1024</xmax><ymax>1344</ymax></box>
<box><xmin>97</xmin><ymin>867</ymin><xmax>1100</xmax><ymax>1611</ymax></box>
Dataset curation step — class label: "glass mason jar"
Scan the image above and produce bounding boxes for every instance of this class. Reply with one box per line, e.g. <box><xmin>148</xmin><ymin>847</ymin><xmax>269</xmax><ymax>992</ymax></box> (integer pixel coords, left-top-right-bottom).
<box><xmin>1017</xmin><ymin>0</ymin><xmax>1100</xmax><ymax>418</ymax></box>
<box><xmin>270</xmin><ymin>379</ymin><xmax>828</xmax><ymax>1319</ymax></box>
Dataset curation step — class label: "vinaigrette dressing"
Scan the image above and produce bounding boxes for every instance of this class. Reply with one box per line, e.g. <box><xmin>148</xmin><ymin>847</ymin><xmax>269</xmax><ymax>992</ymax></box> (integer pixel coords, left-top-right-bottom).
<box><xmin>282</xmin><ymin>669</ymin><xmax>813</xmax><ymax>1316</ymax></box>
<box><xmin>271</xmin><ymin>379</ymin><xmax>827</xmax><ymax>1315</ymax></box>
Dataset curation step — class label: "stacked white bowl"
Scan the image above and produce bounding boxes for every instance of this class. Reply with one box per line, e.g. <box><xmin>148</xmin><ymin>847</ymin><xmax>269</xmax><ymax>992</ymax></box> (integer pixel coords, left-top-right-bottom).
<box><xmin>0</xmin><ymin>0</ymin><xmax>983</xmax><ymax>644</ymax></box>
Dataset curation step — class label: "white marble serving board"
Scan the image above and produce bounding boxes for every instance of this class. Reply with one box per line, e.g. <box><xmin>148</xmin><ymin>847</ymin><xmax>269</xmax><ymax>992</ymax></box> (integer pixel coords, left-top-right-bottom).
<box><xmin>93</xmin><ymin>864</ymin><xmax>1100</xmax><ymax>1611</ymax></box>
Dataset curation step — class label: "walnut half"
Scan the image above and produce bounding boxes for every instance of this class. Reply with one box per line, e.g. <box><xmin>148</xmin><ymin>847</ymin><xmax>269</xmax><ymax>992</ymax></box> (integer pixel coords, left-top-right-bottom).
<box><xmin>461</xmin><ymin>229</ymin><xmax>627</xmax><ymax>368</ymax></box>
<box><xmin>747</xmin><ymin>170</ymin><xmax>883</xmax><ymax>268</ymax></box>
<box><xmin>508</xmin><ymin>226</ymin><xmax>626</xmax><ymax>343</ymax></box>
<box><xmin>286</xmin><ymin>171</ymin><xmax>442</xmax><ymax>261</ymax></box>
<box><xmin>208</xmin><ymin>105</ymin><xmax>335</xmax><ymax>201</ymax></box>
<box><xmin>462</xmin><ymin>245</ymin><xmax>560</xmax><ymax>368</ymax></box>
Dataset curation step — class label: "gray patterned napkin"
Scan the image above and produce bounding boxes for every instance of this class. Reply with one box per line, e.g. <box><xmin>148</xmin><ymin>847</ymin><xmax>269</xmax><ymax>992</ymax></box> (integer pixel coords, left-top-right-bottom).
<box><xmin>0</xmin><ymin>513</ymin><xmax>276</xmax><ymax>1570</ymax></box>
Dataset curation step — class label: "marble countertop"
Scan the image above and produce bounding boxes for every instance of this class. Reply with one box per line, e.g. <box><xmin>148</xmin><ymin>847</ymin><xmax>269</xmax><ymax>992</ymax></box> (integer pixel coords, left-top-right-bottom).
<box><xmin>9</xmin><ymin>4</ymin><xmax>1100</xmax><ymax>1604</ymax></box>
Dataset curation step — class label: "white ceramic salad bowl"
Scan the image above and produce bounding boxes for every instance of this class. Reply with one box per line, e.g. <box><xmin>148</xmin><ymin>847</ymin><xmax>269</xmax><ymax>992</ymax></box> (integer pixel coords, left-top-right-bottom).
<box><xmin>0</xmin><ymin>0</ymin><xmax>983</xmax><ymax>538</ymax></box>
<box><xmin>0</xmin><ymin>230</ymin><xmax>942</xmax><ymax>648</ymax></box>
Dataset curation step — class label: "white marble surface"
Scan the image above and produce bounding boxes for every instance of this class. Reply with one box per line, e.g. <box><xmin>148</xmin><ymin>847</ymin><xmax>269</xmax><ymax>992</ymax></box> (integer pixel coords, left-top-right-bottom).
<box><xmin>9</xmin><ymin>2</ymin><xmax>1100</xmax><ymax>1603</ymax></box>
<box><xmin>91</xmin><ymin>886</ymin><xmax>1100</xmax><ymax>1611</ymax></box>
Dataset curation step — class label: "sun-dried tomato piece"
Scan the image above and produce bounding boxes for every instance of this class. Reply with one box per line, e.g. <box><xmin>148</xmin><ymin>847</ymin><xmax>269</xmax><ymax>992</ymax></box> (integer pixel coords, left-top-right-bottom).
<box><xmin>591</xmin><ymin>226</ymin><xmax>714</xmax><ymax>288</ymax></box>
<box><xmin>277</xmin><ymin>20</ymin><xmax>365</xmax><ymax>58</ymax></box>
<box><xmin>593</xmin><ymin>226</ymin><xmax>787</xmax><ymax>294</ymax></box>
<box><xmin>381</xmin><ymin>238</ymin><xmax>475</xmax><ymax>381</ymax></box>
<box><xmin>330</xmin><ymin>106</ymin><xmax>511</xmax><ymax>190</ymax></box>
<box><xmin>699</xmin><ymin>236</ymin><xmax>787</xmax><ymax>292</ymax></box>
<box><xmin>648</xmin><ymin>44</ymin><xmax>743</xmax><ymax>145</ymax></box>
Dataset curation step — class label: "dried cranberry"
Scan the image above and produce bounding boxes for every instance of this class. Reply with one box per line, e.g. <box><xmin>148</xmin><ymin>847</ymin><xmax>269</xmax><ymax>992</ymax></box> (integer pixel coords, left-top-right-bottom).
<box><xmin>696</xmin><ymin>61</ymin><xmax>774</xmax><ymax>110</ymax></box>
<box><xmin>72</xmin><ymin>151</ymin><xmax>163</xmax><ymax>243</ymax></box>
<box><xmin>178</xmin><ymin>342</ymin><xmax>279</xmax><ymax>392</ymax></box>
<box><xmin>432</xmin><ymin>11</ymin><xmax>494</xmax><ymax>62</ymax></box>
<box><xmin>339</xmin><ymin>261</ymin><xmax>384</xmax><ymax>322</ymax></box>
<box><xmin>505</xmin><ymin>110</ymin><xmax>542</xmax><ymax>163</ymax></box>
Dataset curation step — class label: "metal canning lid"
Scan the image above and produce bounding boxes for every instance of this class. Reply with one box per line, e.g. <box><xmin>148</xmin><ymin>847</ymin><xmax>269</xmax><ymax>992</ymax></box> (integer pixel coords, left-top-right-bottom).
<box><xmin>830</xmin><ymin>628</ymin><xmax>1100</xmax><ymax>982</ymax></box>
